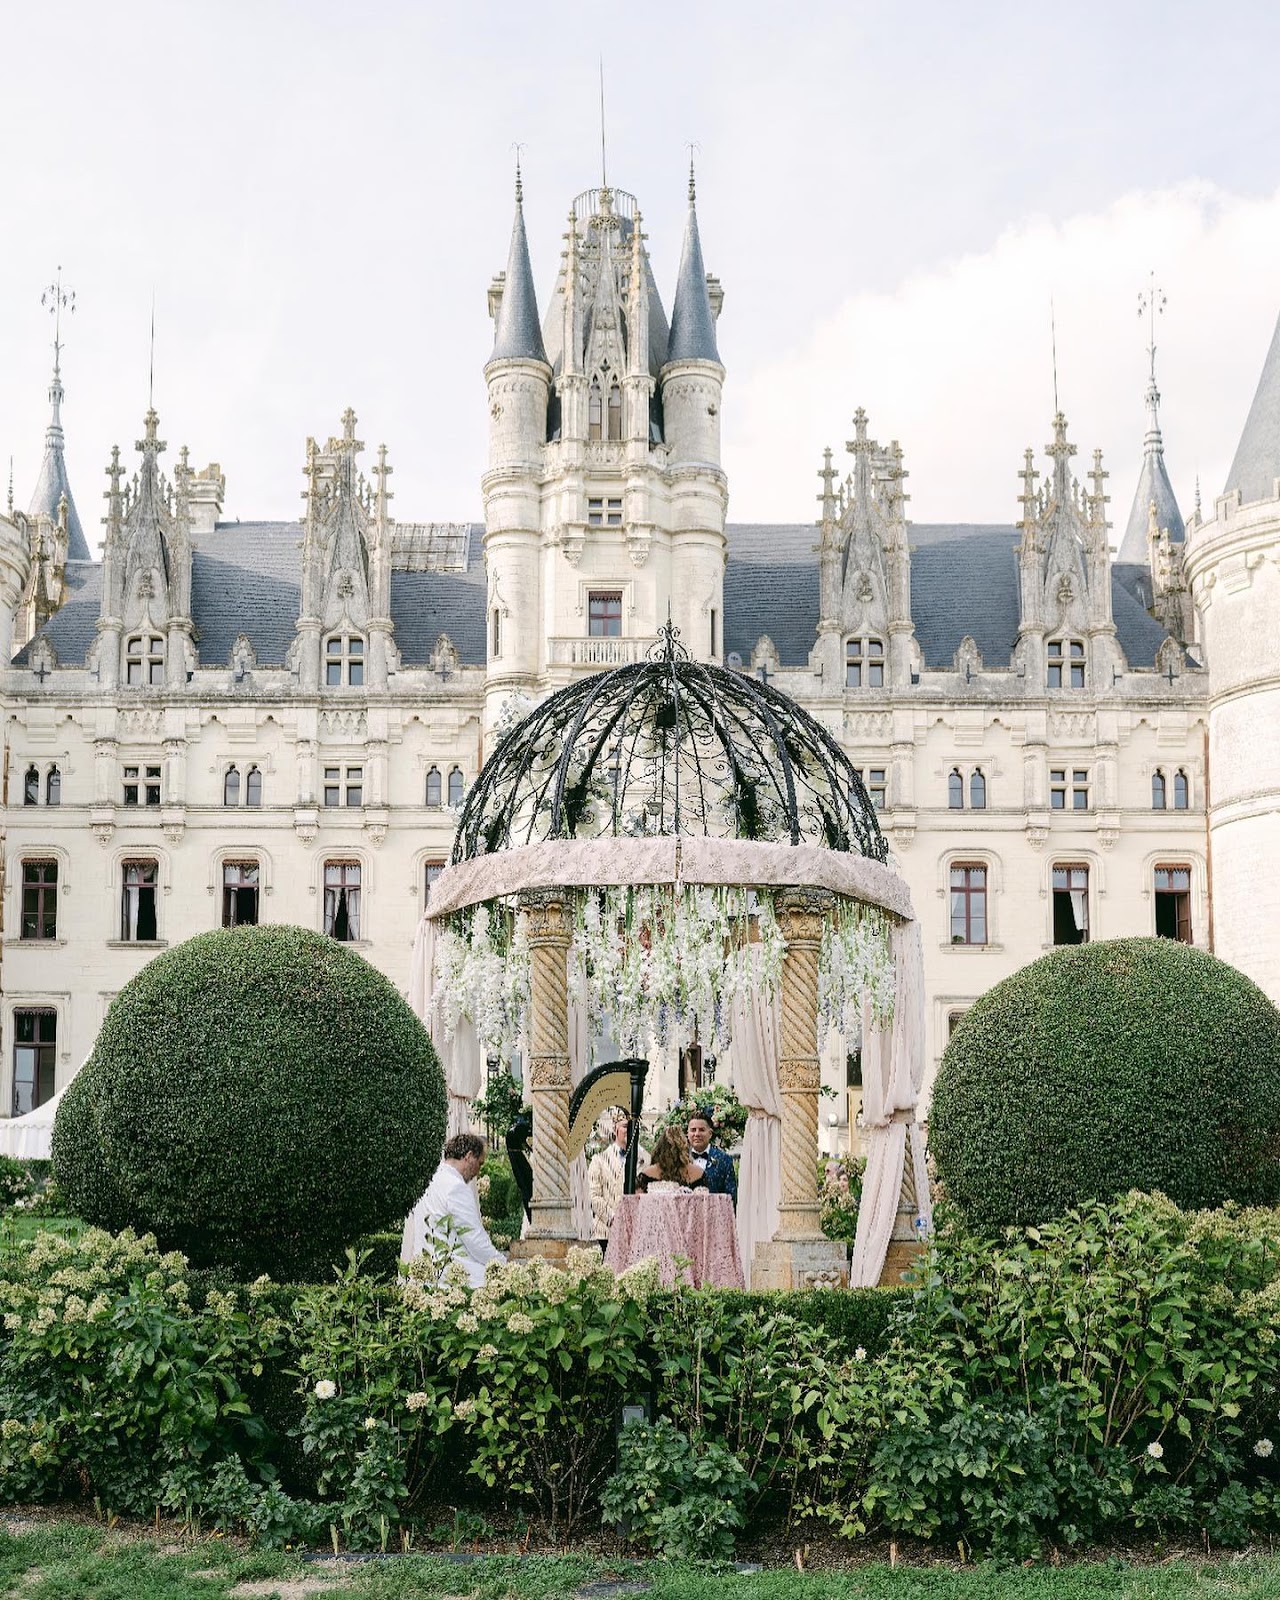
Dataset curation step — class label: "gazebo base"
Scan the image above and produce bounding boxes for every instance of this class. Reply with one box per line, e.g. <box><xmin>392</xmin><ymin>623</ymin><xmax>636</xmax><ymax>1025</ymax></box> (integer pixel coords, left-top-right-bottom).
<box><xmin>507</xmin><ymin>1236</ymin><xmax>578</xmax><ymax>1266</ymax></box>
<box><xmin>751</xmin><ymin>1236</ymin><xmax>849</xmax><ymax>1291</ymax></box>
<box><xmin>878</xmin><ymin>1238</ymin><xmax>925</xmax><ymax>1286</ymax></box>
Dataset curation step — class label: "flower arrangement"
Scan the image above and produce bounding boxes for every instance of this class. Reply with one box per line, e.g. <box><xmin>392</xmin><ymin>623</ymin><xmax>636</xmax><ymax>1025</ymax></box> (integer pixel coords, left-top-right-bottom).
<box><xmin>652</xmin><ymin>1084</ymin><xmax>749</xmax><ymax>1147</ymax></box>
<box><xmin>431</xmin><ymin>901</ymin><xmax>530</xmax><ymax>1058</ymax></box>
<box><xmin>818</xmin><ymin>1153</ymin><xmax>865</xmax><ymax>1247</ymax></box>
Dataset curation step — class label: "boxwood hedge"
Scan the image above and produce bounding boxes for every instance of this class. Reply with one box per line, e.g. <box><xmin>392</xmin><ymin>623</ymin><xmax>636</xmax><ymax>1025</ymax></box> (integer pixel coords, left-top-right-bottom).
<box><xmin>929</xmin><ymin>937</ymin><xmax>1280</xmax><ymax>1230</ymax></box>
<box><xmin>53</xmin><ymin>925</ymin><xmax>445</xmax><ymax>1277</ymax></box>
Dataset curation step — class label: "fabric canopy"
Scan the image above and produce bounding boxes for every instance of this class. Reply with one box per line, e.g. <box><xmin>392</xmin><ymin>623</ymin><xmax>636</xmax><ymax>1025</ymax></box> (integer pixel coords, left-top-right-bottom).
<box><xmin>409</xmin><ymin>915</ymin><xmax>483</xmax><ymax>1139</ymax></box>
<box><xmin>0</xmin><ymin>1087</ymin><xmax>65</xmax><ymax>1160</ymax></box>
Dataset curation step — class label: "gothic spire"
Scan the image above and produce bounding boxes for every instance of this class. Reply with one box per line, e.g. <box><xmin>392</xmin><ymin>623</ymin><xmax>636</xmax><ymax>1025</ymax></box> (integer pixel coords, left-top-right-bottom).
<box><xmin>489</xmin><ymin>162</ymin><xmax>548</xmax><ymax>365</ymax></box>
<box><xmin>666</xmin><ymin>160</ymin><xmax>720</xmax><ymax>364</ymax></box>
<box><xmin>1118</xmin><ymin>277</ymin><xmax>1183</xmax><ymax>563</ymax></box>
<box><xmin>28</xmin><ymin>340</ymin><xmax>89</xmax><ymax>561</ymax></box>
<box><xmin>1224</xmin><ymin>306</ymin><xmax>1280</xmax><ymax>506</ymax></box>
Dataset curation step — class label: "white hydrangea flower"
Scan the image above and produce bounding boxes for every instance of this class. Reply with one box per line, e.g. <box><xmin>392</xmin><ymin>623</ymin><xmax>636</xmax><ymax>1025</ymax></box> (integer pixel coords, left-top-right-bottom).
<box><xmin>1256</xmin><ymin>1438</ymin><xmax>1274</xmax><ymax>1458</ymax></box>
<box><xmin>405</xmin><ymin>1392</ymin><xmax>431</xmax><ymax>1412</ymax></box>
<box><xmin>506</xmin><ymin>1312</ymin><xmax>534</xmax><ymax>1335</ymax></box>
<box><xmin>456</xmin><ymin>1312</ymin><xmax>479</xmax><ymax>1334</ymax></box>
<box><xmin>854</xmin><ymin>1346</ymin><xmax>867</xmax><ymax>1361</ymax></box>
<box><xmin>454</xmin><ymin>1397</ymin><xmax>477</xmax><ymax>1421</ymax></box>
<box><xmin>314</xmin><ymin>1379</ymin><xmax>337</xmax><ymax>1401</ymax></box>
<box><xmin>1146</xmin><ymin>1441</ymin><xmax>1164</xmax><ymax>1459</ymax></box>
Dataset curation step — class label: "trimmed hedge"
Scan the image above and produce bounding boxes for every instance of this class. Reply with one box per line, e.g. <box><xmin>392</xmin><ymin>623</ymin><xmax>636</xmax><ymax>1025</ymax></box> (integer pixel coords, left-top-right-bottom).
<box><xmin>53</xmin><ymin>926</ymin><xmax>446</xmax><ymax>1277</ymax></box>
<box><xmin>929</xmin><ymin>937</ymin><xmax>1280</xmax><ymax>1230</ymax></box>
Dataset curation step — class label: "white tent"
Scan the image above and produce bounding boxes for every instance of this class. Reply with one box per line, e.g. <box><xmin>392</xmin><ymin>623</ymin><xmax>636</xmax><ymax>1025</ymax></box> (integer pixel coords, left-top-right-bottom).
<box><xmin>0</xmin><ymin>1088</ymin><xmax>64</xmax><ymax>1160</ymax></box>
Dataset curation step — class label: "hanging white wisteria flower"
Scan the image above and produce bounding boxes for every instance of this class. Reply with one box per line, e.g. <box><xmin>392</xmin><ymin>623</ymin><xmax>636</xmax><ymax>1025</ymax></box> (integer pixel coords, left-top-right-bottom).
<box><xmin>818</xmin><ymin>899</ymin><xmax>896</xmax><ymax>1045</ymax></box>
<box><xmin>430</xmin><ymin>901</ymin><xmax>530</xmax><ymax>1059</ymax></box>
<box><xmin>432</xmin><ymin>884</ymin><xmax>895</xmax><ymax>1060</ymax></box>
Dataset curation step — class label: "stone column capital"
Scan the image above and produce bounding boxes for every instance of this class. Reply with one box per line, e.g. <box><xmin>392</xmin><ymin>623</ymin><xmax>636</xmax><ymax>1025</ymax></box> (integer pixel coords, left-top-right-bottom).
<box><xmin>773</xmin><ymin>886</ymin><xmax>834</xmax><ymax>947</ymax></box>
<box><xmin>520</xmin><ymin>886</ymin><xmax>575</xmax><ymax>944</ymax></box>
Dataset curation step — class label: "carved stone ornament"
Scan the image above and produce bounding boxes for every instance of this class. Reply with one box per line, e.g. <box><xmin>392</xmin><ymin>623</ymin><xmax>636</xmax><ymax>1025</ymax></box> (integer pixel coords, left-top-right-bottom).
<box><xmin>521</xmin><ymin>888</ymin><xmax>573</xmax><ymax>943</ymax></box>
<box><xmin>92</xmin><ymin>820</ymin><xmax>115</xmax><ymax>846</ymax></box>
<box><xmin>1098</xmin><ymin>826</ymin><xmax>1120</xmax><ymax>852</ymax></box>
<box><xmin>528</xmin><ymin>1054</ymin><xmax>572</xmax><ymax>1089</ymax></box>
<box><xmin>163</xmin><ymin>821</ymin><xmax>186</xmax><ymax>845</ymax></box>
<box><xmin>363</xmin><ymin>819</ymin><xmax>388</xmax><ymax>849</ymax></box>
<box><xmin>1025</xmin><ymin>824</ymin><xmax>1049</xmax><ymax>852</ymax></box>
<box><xmin>778</xmin><ymin>1058</ymin><xmax>821</xmax><ymax>1092</ymax></box>
<box><xmin>799</xmin><ymin>1268</ymin><xmax>845</xmax><ymax>1291</ymax></box>
<box><xmin>773</xmin><ymin>886</ymin><xmax>834</xmax><ymax>945</ymax></box>
<box><xmin>293</xmin><ymin>815</ymin><xmax>319</xmax><ymax>846</ymax></box>
<box><xmin>626</xmin><ymin>526</ymin><xmax>652</xmax><ymax>568</ymax></box>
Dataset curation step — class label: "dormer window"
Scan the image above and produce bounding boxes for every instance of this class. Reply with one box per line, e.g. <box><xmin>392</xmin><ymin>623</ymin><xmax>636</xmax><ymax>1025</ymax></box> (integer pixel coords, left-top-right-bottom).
<box><xmin>1047</xmin><ymin>639</ymin><xmax>1085</xmax><ymax>689</ymax></box>
<box><xmin>608</xmin><ymin>382</ymin><xmax>622</xmax><ymax>440</ymax></box>
<box><xmin>588</xmin><ymin>375</ymin><xmax>623</xmax><ymax>441</ymax></box>
<box><xmin>125</xmin><ymin>634</ymin><xmax>165</xmax><ymax>687</ymax></box>
<box><xmin>846</xmin><ymin>637</ymin><xmax>884</xmax><ymax>689</ymax></box>
<box><xmin>325</xmin><ymin>634</ymin><xmax>364</xmax><ymax>687</ymax></box>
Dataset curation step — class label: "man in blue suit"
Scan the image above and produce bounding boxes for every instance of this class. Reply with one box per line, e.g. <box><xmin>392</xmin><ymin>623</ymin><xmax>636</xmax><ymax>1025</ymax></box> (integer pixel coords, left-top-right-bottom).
<box><xmin>687</xmin><ymin>1110</ymin><xmax>738</xmax><ymax>1208</ymax></box>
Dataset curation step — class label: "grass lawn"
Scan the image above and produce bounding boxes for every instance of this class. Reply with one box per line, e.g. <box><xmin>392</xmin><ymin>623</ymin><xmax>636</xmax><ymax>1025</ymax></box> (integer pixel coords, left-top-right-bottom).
<box><xmin>6</xmin><ymin>1521</ymin><xmax>1280</xmax><ymax>1600</ymax></box>
<box><xmin>0</xmin><ymin>1213</ymin><xmax>83</xmax><ymax>1251</ymax></box>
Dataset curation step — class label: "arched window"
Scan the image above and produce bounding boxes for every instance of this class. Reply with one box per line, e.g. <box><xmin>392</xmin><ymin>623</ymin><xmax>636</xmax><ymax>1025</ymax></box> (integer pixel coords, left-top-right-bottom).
<box><xmin>588</xmin><ymin>378</ymin><xmax>604</xmax><ymax>441</ymax></box>
<box><xmin>491</xmin><ymin>609</ymin><xmax>501</xmax><ymax>659</ymax></box>
<box><xmin>224</xmin><ymin>766</ymin><xmax>241</xmax><ymax>806</ymax></box>
<box><xmin>45</xmin><ymin>766</ymin><xmax>61</xmax><ymax>806</ymax></box>
<box><xmin>324</xmin><ymin>634</ymin><xmax>365</xmax><ymax>687</ymax></box>
<box><xmin>948</xmin><ymin>769</ymin><xmax>964</xmax><ymax>809</ymax></box>
<box><xmin>23</xmin><ymin>765</ymin><xmax>39</xmax><ymax>806</ymax></box>
<box><xmin>969</xmin><ymin>769</ymin><xmax>987</xmax><ymax>810</ymax></box>
<box><xmin>125</xmin><ymin>634</ymin><xmax>165</xmax><ymax>686</ymax></box>
<box><xmin>448</xmin><ymin>766</ymin><xmax>465</xmax><ymax>807</ymax></box>
<box><xmin>1151</xmin><ymin>770</ymin><xmax>1167</xmax><ymax>810</ymax></box>
<box><xmin>245</xmin><ymin>766</ymin><xmax>263</xmax><ymax>808</ymax></box>
<box><xmin>1173</xmin><ymin>769</ymin><xmax>1189</xmax><ymax>810</ymax></box>
<box><xmin>607</xmin><ymin>382</ymin><xmax>622</xmax><ymax>441</ymax></box>
<box><xmin>426</xmin><ymin>766</ymin><xmax>442</xmax><ymax>808</ymax></box>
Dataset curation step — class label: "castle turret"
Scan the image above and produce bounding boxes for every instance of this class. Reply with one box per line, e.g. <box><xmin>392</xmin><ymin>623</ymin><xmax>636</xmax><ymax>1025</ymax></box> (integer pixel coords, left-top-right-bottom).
<box><xmin>1184</xmin><ymin>306</ymin><xmax>1280</xmax><ymax>1001</ymax></box>
<box><xmin>659</xmin><ymin>164</ymin><xmax>727</xmax><ymax>658</ymax></box>
<box><xmin>29</xmin><ymin>347</ymin><xmax>89</xmax><ymax>562</ymax></box>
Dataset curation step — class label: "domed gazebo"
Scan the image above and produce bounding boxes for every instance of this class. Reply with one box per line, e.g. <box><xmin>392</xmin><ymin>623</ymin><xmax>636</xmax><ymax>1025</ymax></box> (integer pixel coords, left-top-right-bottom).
<box><xmin>420</xmin><ymin>624</ymin><xmax>930</xmax><ymax>1288</ymax></box>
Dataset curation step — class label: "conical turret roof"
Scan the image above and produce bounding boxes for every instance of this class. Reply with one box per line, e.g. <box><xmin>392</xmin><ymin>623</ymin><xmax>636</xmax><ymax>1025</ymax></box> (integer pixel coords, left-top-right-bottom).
<box><xmin>1118</xmin><ymin>379</ymin><xmax>1183</xmax><ymax>563</ymax></box>
<box><xmin>28</xmin><ymin>363</ymin><xmax>89</xmax><ymax>560</ymax></box>
<box><xmin>1224</xmin><ymin>308</ymin><xmax>1280</xmax><ymax>506</ymax></box>
<box><xmin>666</xmin><ymin>170</ymin><xmax>719</xmax><ymax>365</ymax></box>
<box><xmin>490</xmin><ymin>174</ymin><xmax>548</xmax><ymax>365</ymax></box>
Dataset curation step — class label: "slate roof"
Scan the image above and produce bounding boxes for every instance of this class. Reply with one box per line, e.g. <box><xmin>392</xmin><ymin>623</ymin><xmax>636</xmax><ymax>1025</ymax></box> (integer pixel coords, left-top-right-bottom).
<box><xmin>1224</xmin><ymin>308</ymin><xmax>1280</xmax><ymax>505</ymax></box>
<box><xmin>723</xmin><ymin>523</ymin><xmax>1172</xmax><ymax>671</ymax></box>
<box><xmin>29</xmin><ymin>390</ymin><xmax>91</xmax><ymax>561</ymax></box>
<box><xmin>667</xmin><ymin>195</ymin><xmax>720</xmax><ymax>365</ymax></box>
<box><xmin>1117</xmin><ymin>405</ymin><xmax>1184</xmax><ymax>565</ymax></box>
<box><xmin>18</xmin><ymin>521</ymin><xmax>1171</xmax><ymax>676</ymax></box>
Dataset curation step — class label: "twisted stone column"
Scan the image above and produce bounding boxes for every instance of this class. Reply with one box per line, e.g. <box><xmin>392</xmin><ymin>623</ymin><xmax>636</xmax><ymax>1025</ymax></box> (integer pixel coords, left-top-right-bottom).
<box><xmin>774</xmin><ymin>887</ymin><xmax>832</xmax><ymax>1241</ymax></box>
<box><xmin>521</xmin><ymin>888</ymin><xmax>575</xmax><ymax>1242</ymax></box>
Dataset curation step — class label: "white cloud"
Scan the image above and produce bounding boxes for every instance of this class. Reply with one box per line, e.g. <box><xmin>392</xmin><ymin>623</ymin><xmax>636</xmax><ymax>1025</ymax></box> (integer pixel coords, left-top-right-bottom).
<box><xmin>726</xmin><ymin>181</ymin><xmax>1280</xmax><ymax>539</ymax></box>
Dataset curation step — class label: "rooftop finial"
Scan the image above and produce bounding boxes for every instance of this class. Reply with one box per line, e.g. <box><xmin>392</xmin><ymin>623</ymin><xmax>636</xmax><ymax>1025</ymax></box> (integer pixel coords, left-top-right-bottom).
<box><xmin>1195</xmin><ymin>473</ymin><xmax>1202</xmax><ymax>519</ymax></box>
<box><xmin>41</xmin><ymin>266</ymin><xmax>75</xmax><ymax>378</ymax></box>
<box><xmin>599</xmin><ymin>59</ymin><xmax>608</xmax><ymax>188</ymax></box>
<box><xmin>686</xmin><ymin>141</ymin><xmax>699</xmax><ymax>203</ymax></box>
<box><xmin>1050</xmin><ymin>297</ymin><xmax>1060</xmax><ymax>418</ymax></box>
<box><xmin>7</xmin><ymin>456</ymin><xmax>12</xmax><ymax>518</ymax></box>
<box><xmin>1138</xmin><ymin>270</ymin><xmax>1166</xmax><ymax>388</ymax></box>
<box><xmin>512</xmin><ymin>141</ymin><xmax>525</xmax><ymax>204</ymax></box>
<box><xmin>148</xmin><ymin>289</ymin><xmax>156</xmax><ymax>412</ymax></box>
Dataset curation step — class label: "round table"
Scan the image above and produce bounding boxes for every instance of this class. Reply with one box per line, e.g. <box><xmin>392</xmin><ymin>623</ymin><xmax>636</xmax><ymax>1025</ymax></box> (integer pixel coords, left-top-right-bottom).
<box><xmin>604</xmin><ymin>1191</ymin><xmax>745</xmax><ymax>1288</ymax></box>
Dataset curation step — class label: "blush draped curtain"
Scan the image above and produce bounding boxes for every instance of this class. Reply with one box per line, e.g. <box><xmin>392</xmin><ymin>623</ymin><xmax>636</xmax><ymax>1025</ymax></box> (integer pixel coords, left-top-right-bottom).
<box><xmin>727</xmin><ymin>948</ymin><xmax>782</xmax><ymax>1288</ymax></box>
<box><xmin>849</xmin><ymin>917</ymin><xmax>932</xmax><ymax>1287</ymax></box>
<box><xmin>569</xmin><ymin>978</ymin><xmax>593</xmax><ymax>1241</ymax></box>
<box><xmin>408</xmin><ymin>915</ymin><xmax>483</xmax><ymax>1141</ymax></box>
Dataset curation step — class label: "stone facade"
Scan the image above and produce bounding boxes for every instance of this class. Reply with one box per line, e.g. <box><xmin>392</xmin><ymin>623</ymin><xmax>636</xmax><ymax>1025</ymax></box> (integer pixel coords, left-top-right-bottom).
<box><xmin>6</xmin><ymin>165</ymin><xmax>1266</xmax><ymax>1139</ymax></box>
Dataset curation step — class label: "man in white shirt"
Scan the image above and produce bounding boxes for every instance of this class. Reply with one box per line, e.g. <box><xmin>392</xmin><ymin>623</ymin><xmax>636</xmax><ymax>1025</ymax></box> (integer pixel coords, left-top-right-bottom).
<box><xmin>402</xmin><ymin>1132</ymin><xmax>506</xmax><ymax>1287</ymax></box>
<box><xmin>587</xmin><ymin>1114</ymin><xmax>649</xmax><ymax>1243</ymax></box>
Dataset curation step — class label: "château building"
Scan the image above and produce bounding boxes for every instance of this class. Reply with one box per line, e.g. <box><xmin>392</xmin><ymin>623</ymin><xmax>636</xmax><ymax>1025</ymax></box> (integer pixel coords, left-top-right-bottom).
<box><xmin>3</xmin><ymin>162</ymin><xmax>1275</xmax><ymax>1132</ymax></box>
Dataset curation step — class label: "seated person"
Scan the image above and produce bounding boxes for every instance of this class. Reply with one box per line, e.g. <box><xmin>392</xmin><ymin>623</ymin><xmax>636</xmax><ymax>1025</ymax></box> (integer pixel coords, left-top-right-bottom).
<box><xmin>588</xmin><ymin>1112</ymin><xmax>650</xmax><ymax>1240</ymax></box>
<box><xmin>636</xmin><ymin>1126</ymin><xmax>707</xmax><ymax>1193</ymax></box>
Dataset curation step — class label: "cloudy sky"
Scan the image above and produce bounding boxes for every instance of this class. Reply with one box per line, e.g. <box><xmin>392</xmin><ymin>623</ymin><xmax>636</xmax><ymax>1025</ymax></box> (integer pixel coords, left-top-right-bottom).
<box><xmin>4</xmin><ymin>1</ymin><xmax>1280</xmax><ymax>540</ymax></box>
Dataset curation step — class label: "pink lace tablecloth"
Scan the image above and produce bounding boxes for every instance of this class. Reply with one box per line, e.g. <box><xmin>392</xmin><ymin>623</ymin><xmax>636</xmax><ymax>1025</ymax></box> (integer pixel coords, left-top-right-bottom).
<box><xmin>604</xmin><ymin>1192</ymin><xmax>745</xmax><ymax>1289</ymax></box>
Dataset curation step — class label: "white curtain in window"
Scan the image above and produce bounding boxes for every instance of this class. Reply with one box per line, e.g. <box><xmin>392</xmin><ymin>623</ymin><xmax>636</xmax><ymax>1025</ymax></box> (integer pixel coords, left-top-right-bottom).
<box><xmin>1069</xmin><ymin>890</ymin><xmax>1088</xmax><ymax>932</ymax></box>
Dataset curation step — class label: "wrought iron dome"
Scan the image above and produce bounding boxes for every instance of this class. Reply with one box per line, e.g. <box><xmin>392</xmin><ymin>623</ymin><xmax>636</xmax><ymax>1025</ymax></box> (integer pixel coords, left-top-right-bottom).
<box><xmin>452</xmin><ymin>623</ymin><xmax>887</xmax><ymax>864</ymax></box>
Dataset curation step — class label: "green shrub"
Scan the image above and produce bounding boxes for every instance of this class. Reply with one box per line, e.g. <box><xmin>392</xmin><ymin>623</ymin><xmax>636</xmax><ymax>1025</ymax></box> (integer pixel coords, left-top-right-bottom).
<box><xmin>602</xmin><ymin>1419</ymin><xmax>752</xmax><ymax>1561</ymax></box>
<box><xmin>930</xmin><ymin>938</ymin><xmax>1280</xmax><ymax>1229</ymax></box>
<box><xmin>52</xmin><ymin>925</ymin><xmax>446</xmax><ymax>1278</ymax></box>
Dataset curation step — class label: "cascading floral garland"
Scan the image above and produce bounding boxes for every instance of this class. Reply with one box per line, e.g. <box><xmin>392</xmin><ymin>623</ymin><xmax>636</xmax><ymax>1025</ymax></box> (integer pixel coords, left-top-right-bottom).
<box><xmin>431</xmin><ymin>886</ymin><xmax>896</xmax><ymax>1061</ymax></box>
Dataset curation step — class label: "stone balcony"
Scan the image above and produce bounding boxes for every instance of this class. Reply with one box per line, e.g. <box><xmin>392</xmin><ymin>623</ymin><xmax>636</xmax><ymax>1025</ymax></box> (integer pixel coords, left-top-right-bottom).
<box><xmin>547</xmin><ymin>636</ymin><xmax>653</xmax><ymax>669</ymax></box>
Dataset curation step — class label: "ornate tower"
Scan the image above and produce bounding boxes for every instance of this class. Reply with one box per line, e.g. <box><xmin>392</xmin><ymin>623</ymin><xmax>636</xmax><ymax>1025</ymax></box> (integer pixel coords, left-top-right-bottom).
<box><xmin>1184</xmin><ymin>308</ymin><xmax>1280</xmax><ymax>1002</ymax></box>
<box><xmin>812</xmin><ymin>408</ymin><xmax>915</xmax><ymax>688</ymax></box>
<box><xmin>481</xmin><ymin>164</ymin><xmax>727</xmax><ymax>731</ymax></box>
<box><xmin>92</xmin><ymin>410</ymin><xmax>194</xmax><ymax>690</ymax></box>
<box><xmin>28</xmin><ymin>272</ymin><xmax>90</xmax><ymax>562</ymax></box>
<box><xmin>1014</xmin><ymin>413</ymin><xmax>1118</xmax><ymax>689</ymax></box>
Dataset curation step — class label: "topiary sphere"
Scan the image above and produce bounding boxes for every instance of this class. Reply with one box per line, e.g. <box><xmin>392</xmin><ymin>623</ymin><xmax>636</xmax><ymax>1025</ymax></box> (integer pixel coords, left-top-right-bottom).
<box><xmin>53</xmin><ymin>925</ymin><xmax>445</xmax><ymax>1276</ymax></box>
<box><xmin>929</xmin><ymin>937</ymin><xmax>1280</xmax><ymax>1231</ymax></box>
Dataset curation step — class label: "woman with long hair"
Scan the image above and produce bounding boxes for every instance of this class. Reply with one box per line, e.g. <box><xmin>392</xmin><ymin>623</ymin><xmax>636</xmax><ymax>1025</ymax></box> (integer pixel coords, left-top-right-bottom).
<box><xmin>636</xmin><ymin>1125</ymin><xmax>707</xmax><ymax>1192</ymax></box>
